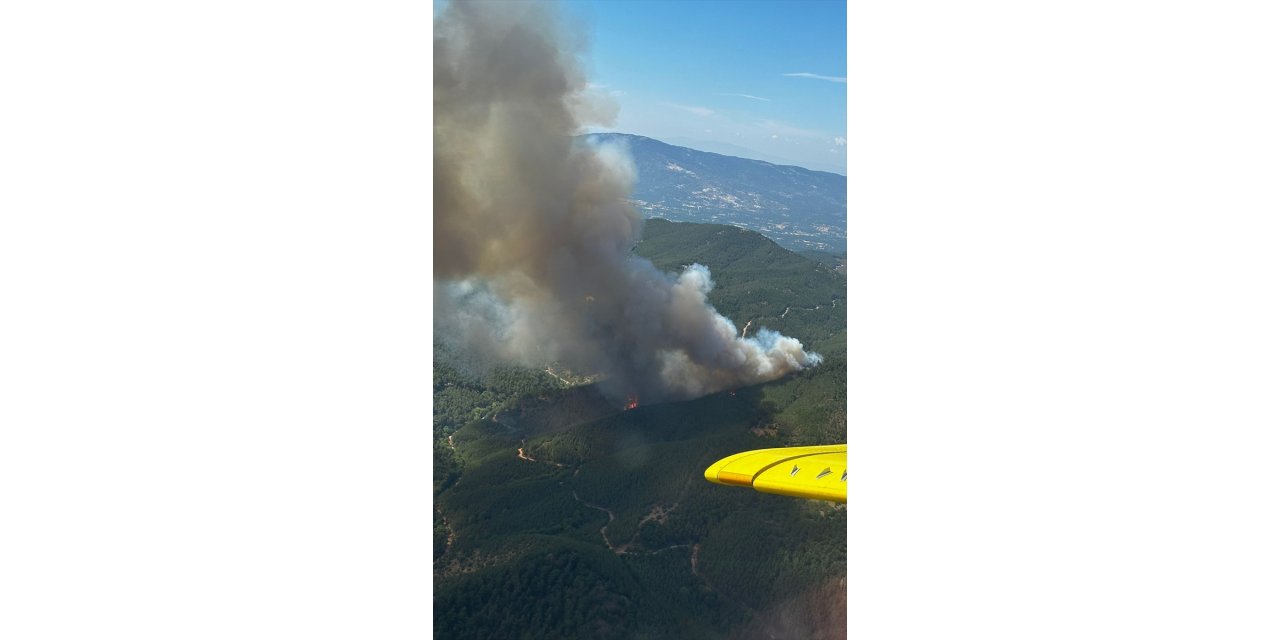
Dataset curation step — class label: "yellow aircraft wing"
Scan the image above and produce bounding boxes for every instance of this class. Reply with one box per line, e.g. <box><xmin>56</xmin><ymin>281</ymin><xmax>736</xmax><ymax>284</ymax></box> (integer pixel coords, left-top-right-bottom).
<box><xmin>704</xmin><ymin>444</ymin><xmax>846</xmax><ymax>503</ymax></box>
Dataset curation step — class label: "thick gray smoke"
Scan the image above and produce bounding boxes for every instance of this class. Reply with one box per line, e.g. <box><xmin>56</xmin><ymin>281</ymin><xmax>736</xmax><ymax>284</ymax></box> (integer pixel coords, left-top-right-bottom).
<box><xmin>433</xmin><ymin>0</ymin><xmax>821</xmax><ymax>402</ymax></box>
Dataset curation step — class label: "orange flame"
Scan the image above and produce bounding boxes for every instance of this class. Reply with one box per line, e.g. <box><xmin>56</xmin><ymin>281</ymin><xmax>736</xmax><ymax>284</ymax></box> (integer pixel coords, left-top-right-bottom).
<box><xmin>624</xmin><ymin>396</ymin><xmax>639</xmax><ymax>411</ymax></box>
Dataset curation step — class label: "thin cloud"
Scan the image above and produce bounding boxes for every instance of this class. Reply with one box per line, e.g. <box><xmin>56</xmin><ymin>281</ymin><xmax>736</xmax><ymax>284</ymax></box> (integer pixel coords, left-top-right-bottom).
<box><xmin>716</xmin><ymin>92</ymin><xmax>770</xmax><ymax>102</ymax></box>
<box><xmin>783</xmin><ymin>72</ymin><xmax>846</xmax><ymax>84</ymax></box>
<box><xmin>661</xmin><ymin>102</ymin><xmax>715</xmax><ymax>117</ymax></box>
<box><xmin>587</xmin><ymin>83</ymin><xmax>625</xmax><ymax>97</ymax></box>
<box><xmin>759</xmin><ymin>119</ymin><xmax>829</xmax><ymax>141</ymax></box>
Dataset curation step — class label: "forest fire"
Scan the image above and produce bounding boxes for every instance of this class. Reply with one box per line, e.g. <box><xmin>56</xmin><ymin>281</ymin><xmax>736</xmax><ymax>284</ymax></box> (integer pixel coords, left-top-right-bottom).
<box><xmin>433</xmin><ymin>0</ymin><xmax>821</xmax><ymax>402</ymax></box>
<box><xmin>623</xmin><ymin>397</ymin><xmax>639</xmax><ymax>411</ymax></box>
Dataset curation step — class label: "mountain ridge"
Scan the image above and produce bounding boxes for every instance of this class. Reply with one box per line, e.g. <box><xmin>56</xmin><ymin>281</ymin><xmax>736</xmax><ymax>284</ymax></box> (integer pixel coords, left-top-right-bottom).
<box><xmin>594</xmin><ymin>133</ymin><xmax>846</xmax><ymax>178</ymax></box>
<box><xmin>581</xmin><ymin>133</ymin><xmax>847</xmax><ymax>254</ymax></box>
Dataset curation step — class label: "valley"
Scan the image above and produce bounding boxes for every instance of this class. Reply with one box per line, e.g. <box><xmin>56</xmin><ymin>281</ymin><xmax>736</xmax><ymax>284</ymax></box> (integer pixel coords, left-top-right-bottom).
<box><xmin>433</xmin><ymin>221</ymin><xmax>847</xmax><ymax>639</ymax></box>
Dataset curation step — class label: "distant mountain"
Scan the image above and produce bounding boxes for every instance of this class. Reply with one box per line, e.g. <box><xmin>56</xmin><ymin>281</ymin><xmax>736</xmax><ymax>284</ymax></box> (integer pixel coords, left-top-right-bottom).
<box><xmin>660</xmin><ymin>136</ymin><xmax>801</xmax><ymax>168</ymax></box>
<box><xmin>582</xmin><ymin>133</ymin><xmax>847</xmax><ymax>254</ymax></box>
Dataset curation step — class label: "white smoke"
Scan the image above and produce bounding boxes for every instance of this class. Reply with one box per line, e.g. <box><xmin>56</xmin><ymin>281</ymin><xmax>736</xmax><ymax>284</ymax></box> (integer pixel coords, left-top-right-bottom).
<box><xmin>434</xmin><ymin>0</ymin><xmax>821</xmax><ymax>402</ymax></box>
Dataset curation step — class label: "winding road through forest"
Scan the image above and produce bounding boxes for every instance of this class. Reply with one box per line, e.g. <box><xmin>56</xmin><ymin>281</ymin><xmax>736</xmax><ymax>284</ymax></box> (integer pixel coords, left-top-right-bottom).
<box><xmin>505</xmin><ymin>440</ymin><xmax>781</xmax><ymax>636</ymax></box>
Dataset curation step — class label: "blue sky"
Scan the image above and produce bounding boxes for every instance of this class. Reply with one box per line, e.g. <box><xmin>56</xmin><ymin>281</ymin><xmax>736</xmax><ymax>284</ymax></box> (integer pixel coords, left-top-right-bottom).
<box><xmin>565</xmin><ymin>0</ymin><xmax>847</xmax><ymax>174</ymax></box>
<box><xmin>434</xmin><ymin>0</ymin><xmax>847</xmax><ymax>174</ymax></box>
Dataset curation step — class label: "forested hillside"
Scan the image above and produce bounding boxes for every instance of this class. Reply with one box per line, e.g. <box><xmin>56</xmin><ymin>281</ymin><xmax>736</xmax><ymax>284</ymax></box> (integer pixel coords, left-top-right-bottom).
<box><xmin>433</xmin><ymin>221</ymin><xmax>846</xmax><ymax>639</ymax></box>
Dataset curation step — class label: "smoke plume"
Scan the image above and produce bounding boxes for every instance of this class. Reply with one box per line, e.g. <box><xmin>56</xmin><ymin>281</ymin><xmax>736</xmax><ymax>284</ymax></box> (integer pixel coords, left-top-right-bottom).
<box><xmin>433</xmin><ymin>0</ymin><xmax>821</xmax><ymax>402</ymax></box>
